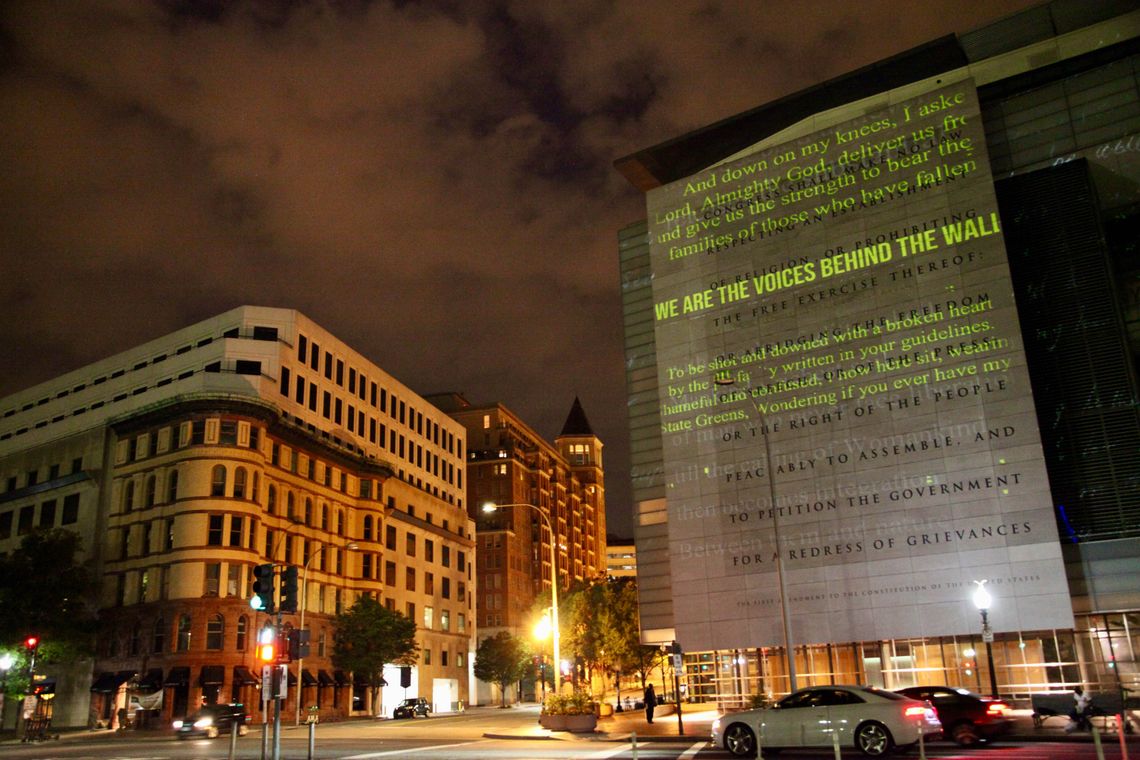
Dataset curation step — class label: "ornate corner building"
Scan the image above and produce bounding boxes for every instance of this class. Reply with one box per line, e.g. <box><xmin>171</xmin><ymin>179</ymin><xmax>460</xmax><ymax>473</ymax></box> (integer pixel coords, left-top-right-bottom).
<box><xmin>0</xmin><ymin>307</ymin><xmax>475</xmax><ymax>727</ymax></box>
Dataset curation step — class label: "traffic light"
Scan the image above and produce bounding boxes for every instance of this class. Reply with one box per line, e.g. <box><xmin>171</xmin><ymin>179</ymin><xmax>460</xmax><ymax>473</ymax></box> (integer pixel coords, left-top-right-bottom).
<box><xmin>24</xmin><ymin>636</ymin><xmax>39</xmax><ymax>654</ymax></box>
<box><xmin>280</xmin><ymin>566</ymin><xmax>299</xmax><ymax>613</ymax></box>
<box><xmin>257</xmin><ymin>626</ymin><xmax>277</xmax><ymax>662</ymax></box>
<box><xmin>287</xmin><ymin>628</ymin><xmax>310</xmax><ymax>660</ymax></box>
<box><xmin>251</xmin><ymin>564</ymin><xmax>276</xmax><ymax>613</ymax></box>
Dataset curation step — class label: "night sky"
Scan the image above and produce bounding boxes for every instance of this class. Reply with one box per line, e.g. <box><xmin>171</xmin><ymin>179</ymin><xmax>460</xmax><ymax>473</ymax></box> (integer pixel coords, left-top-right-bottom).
<box><xmin>0</xmin><ymin>0</ymin><xmax>1038</xmax><ymax>536</ymax></box>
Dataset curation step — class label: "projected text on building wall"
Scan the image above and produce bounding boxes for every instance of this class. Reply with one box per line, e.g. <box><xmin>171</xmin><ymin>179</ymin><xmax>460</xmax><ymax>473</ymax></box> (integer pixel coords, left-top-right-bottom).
<box><xmin>647</xmin><ymin>80</ymin><xmax>1073</xmax><ymax>650</ymax></box>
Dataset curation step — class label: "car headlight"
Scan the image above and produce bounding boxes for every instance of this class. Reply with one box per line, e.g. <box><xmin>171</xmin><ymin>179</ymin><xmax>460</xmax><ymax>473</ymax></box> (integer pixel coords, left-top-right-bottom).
<box><xmin>712</xmin><ymin>718</ymin><xmax>721</xmax><ymax>731</ymax></box>
<box><xmin>193</xmin><ymin>717</ymin><xmax>214</xmax><ymax>729</ymax></box>
<box><xmin>172</xmin><ymin>720</ymin><xmax>184</xmax><ymax>729</ymax></box>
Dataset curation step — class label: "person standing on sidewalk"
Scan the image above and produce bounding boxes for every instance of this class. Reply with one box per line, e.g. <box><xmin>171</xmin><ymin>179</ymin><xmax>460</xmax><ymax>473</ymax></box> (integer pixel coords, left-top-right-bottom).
<box><xmin>644</xmin><ymin>683</ymin><xmax>657</xmax><ymax>724</ymax></box>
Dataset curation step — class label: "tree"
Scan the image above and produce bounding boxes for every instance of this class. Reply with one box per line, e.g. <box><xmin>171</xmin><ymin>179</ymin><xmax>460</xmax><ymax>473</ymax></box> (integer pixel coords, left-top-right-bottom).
<box><xmin>597</xmin><ymin>577</ymin><xmax>642</xmax><ymax>705</ymax></box>
<box><xmin>331</xmin><ymin>595</ymin><xmax>418</xmax><ymax>715</ymax></box>
<box><xmin>473</xmin><ymin>631</ymin><xmax>529</xmax><ymax>707</ymax></box>
<box><xmin>0</xmin><ymin>528</ymin><xmax>99</xmax><ymax>685</ymax></box>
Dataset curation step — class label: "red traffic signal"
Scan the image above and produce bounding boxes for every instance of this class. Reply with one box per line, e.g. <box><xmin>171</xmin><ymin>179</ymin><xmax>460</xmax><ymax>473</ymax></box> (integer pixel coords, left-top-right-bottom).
<box><xmin>24</xmin><ymin>636</ymin><xmax>39</xmax><ymax>651</ymax></box>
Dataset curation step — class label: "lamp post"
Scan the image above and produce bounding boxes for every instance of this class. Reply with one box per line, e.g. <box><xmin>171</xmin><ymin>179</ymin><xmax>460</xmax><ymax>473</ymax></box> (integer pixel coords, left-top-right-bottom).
<box><xmin>483</xmin><ymin>502</ymin><xmax>560</xmax><ymax>692</ymax></box>
<box><xmin>534</xmin><ymin>612</ymin><xmax>551</xmax><ymax>700</ymax></box>
<box><xmin>972</xmin><ymin>580</ymin><xmax>999</xmax><ymax>697</ymax></box>
<box><xmin>714</xmin><ymin>376</ymin><xmax>798</xmax><ymax>693</ymax></box>
<box><xmin>295</xmin><ymin>541</ymin><xmax>358</xmax><ymax>726</ymax></box>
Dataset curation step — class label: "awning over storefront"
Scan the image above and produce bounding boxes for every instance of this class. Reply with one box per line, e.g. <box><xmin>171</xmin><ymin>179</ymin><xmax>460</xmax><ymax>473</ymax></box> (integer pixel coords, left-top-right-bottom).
<box><xmin>90</xmin><ymin>670</ymin><xmax>132</xmax><ymax>693</ymax></box>
<box><xmin>352</xmin><ymin>671</ymin><xmax>385</xmax><ymax>687</ymax></box>
<box><xmin>317</xmin><ymin>670</ymin><xmax>335</xmax><ymax>686</ymax></box>
<box><xmin>301</xmin><ymin>669</ymin><xmax>317</xmax><ymax>686</ymax></box>
<box><xmin>333</xmin><ymin>670</ymin><xmax>350</xmax><ymax>687</ymax></box>
<box><xmin>137</xmin><ymin>668</ymin><xmax>164</xmax><ymax>691</ymax></box>
<box><xmin>198</xmin><ymin>665</ymin><xmax>225</xmax><ymax>686</ymax></box>
<box><xmin>90</xmin><ymin>672</ymin><xmax>117</xmax><ymax>693</ymax></box>
<box><xmin>287</xmin><ymin>669</ymin><xmax>297</xmax><ymax>687</ymax></box>
<box><xmin>163</xmin><ymin>667</ymin><xmax>190</xmax><ymax>687</ymax></box>
<box><xmin>233</xmin><ymin>666</ymin><xmax>259</xmax><ymax>686</ymax></box>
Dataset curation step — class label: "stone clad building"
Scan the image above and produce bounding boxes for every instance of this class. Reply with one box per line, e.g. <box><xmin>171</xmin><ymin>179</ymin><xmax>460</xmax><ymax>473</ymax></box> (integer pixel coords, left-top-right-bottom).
<box><xmin>0</xmin><ymin>306</ymin><xmax>475</xmax><ymax>727</ymax></box>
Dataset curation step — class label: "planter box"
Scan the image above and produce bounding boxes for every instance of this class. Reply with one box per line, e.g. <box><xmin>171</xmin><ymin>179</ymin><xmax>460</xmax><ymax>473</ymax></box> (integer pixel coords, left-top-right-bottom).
<box><xmin>564</xmin><ymin>714</ymin><xmax>598</xmax><ymax>733</ymax></box>
<box><xmin>538</xmin><ymin>714</ymin><xmax>567</xmax><ymax>730</ymax></box>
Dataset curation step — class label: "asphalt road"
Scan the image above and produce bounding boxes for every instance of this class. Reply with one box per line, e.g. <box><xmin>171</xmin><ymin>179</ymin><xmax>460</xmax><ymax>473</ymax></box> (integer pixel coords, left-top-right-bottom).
<box><xmin>2</xmin><ymin>706</ymin><xmax>1133</xmax><ymax>760</ymax></box>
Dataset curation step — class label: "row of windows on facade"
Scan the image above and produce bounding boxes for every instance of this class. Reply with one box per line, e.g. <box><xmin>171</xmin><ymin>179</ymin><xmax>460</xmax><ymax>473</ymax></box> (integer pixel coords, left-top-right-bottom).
<box><xmin>113</xmin><ymin>562</ymin><xmax>470</xmax><ymax>641</ymax></box>
<box><xmin>105</xmin><ymin>610</ymin><xmax>469</xmax><ymax>671</ymax></box>
<box><xmin>118</xmin><ymin>418</ymin><xmax>381</xmax><ymax>503</ymax></box>
<box><xmin>114</xmin><ymin>514</ymin><xmax>474</xmax><ymax>613</ymax></box>
<box><xmin>0</xmin><ymin>324</ymin><xmax>279</xmax><ymax>423</ymax></box>
<box><xmin>2</xmin><ymin>456</ymin><xmax>85</xmax><ymax>493</ymax></box>
<box><xmin>293</xmin><ymin>332</ymin><xmax>461</xmax><ymax>455</ymax></box>
<box><xmin>279</xmin><ymin>367</ymin><xmax>461</xmax><ymax>492</ymax></box>
<box><xmin>0</xmin><ymin>493</ymin><xmax>81</xmax><ymax>540</ymax></box>
<box><xmin>0</xmin><ymin>361</ymin><xmax>248</xmax><ymax>442</ymax></box>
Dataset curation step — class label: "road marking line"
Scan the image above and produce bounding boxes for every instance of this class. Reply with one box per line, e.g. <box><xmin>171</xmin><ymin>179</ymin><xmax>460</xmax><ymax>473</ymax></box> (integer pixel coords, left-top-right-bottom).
<box><xmin>343</xmin><ymin>739</ymin><xmax>489</xmax><ymax>758</ymax></box>
<box><xmin>680</xmin><ymin>740</ymin><xmax>708</xmax><ymax>758</ymax></box>
<box><xmin>587</xmin><ymin>741</ymin><xmax>639</xmax><ymax>758</ymax></box>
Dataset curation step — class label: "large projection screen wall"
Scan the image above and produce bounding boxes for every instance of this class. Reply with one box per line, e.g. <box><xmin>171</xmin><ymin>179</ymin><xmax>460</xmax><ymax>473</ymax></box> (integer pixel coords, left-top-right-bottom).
<box><xmin>647</xmin><ymin>80</ymin><xmax>1073</xmax><ymax>651</ymax></box>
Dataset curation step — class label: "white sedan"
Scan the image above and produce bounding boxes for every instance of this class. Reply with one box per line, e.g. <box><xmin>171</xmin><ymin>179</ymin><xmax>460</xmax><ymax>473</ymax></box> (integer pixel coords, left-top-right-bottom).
<box><xmin>712</xmin><ymin>685</ymin><xmax>942</xmax><ymax>757</ymax></box>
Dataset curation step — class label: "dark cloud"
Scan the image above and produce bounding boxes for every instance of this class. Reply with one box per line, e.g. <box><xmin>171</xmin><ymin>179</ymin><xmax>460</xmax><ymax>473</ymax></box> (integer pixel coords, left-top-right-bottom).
<box><xmin>0</xmin><ymin>0</ymin><xmax>1040</xmax><ymax>535</ymax></box>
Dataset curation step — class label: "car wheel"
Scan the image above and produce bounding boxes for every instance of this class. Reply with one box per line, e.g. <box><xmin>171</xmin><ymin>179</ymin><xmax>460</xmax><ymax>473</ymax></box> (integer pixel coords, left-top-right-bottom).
<box><xmin>855</xmin><ymin>721</ymin><xmax>894</xmax><ymax>757</ymax></box>
<box><xmin>952</xmin><ymin>721</ymin><xmax>980</xmax><ymax>747</ymax></box>
<box><xmin>206</xmin><ymin>726</ymin><xmax>219</xmax><ymax>739</ymax></box>
<box><xmin>724</xmin><ymin>723</ymin><xmax>758</xmax><ymax>757</ymax></box>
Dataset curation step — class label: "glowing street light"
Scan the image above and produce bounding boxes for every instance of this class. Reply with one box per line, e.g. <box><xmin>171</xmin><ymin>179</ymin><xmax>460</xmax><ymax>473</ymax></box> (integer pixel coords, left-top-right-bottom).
<box><xmin>483</xmin><ymin>501</ymin><xmax>560</xmax><ymax>692</ymax></box>
<box><xmin>972</xmin><ymin>580</ymin><xmax>999</xmax><ymax>697</ymax></box>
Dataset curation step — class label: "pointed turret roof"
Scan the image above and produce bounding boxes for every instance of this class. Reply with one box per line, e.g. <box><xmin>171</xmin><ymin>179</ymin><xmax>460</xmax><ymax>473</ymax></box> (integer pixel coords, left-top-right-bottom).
<box><xmin>559</xmin><ymin>396</ymin><xmax>595</xmax><ymax>437</ymax></box>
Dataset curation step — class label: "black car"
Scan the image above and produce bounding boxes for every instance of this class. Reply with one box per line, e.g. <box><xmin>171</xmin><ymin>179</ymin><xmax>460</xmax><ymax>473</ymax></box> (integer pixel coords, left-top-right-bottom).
<box><xmin>173</xmin><ymin>703</ymin><xmax>250</xmax><ymax>739</ymax></box>
<box><xmin>392</xmin><ymin>697</ymin><xmax>431</xmax><ymax>719</ymax></box>
<box><xmin>896</xmin><ymin>687</ymin><xmax>1013</xmax><ymax>746</ymax></box>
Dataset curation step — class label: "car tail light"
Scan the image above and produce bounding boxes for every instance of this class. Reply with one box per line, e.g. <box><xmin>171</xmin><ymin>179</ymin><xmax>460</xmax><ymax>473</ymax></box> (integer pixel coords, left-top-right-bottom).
<box><xmin>987</xmin><ymin>702</ymin><xmax>1010</xmax><ymax>715</ymax></box>
<box><xmin>904</xmin><ymin>706</ymin><xmax>927</xmax><ymax>717</ymax></box>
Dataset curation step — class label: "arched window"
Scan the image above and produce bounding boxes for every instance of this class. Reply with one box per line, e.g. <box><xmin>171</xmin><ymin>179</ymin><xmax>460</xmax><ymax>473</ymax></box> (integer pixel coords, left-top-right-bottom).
<box><xmin>267</xmin><ymin>485</ymin><xmax>277</xmax><ymax>515</ymax></box>
<box><xmin>144</xmin><ymin>475</ymin><xmax>156</xmax><ymax>508</ymax></box>
<box><xmin>152</xmin><ymin>617</ymin><xmax>166</xmax><ymax>654</ymax></box>
<box><xmin>205</xmin><ymin>614</ymin><xmax>224</xmax><ymax>650</ymax></box>
<box><xmin>166</xmin><ymin>469</ymin><xmax>179</xmax><ymax>503</ymax></box>
<box><xmin>210</xmin><ymin>465</ymin><xmax>227</xmax><ymax>497</ymax></box>
<box><xmin>234</xmin><ymin>467</ymin><xmax>247</xmax><ymax>500</ymax></box>
<box><xmin>305</xmin><ymin>497</ymin><xmax>314</xmax><ymax>526</ymax></box>
<box><xmin>123</xmin><ymin>480</ymin><xmax>135</xmax><ymax>513</ymax></box>
<box><xmin>287</xmin><ymin>492</ymin><xmax>296</xmax><ymax>521</ymax></box>
<box><xmin>363</xmin><ymin>515</ymin><xmax>373</xmax><ymax>542</ymax></box>
<box><xmin>176</xmin><ymin>614</ymin><xmax>192</xmax><ymax>652</ymax></box>
<box><xmin>236</xmin><ymin>615</ymin><xmax>248</xmax><ymax>652</ymax></box>
<box><xmin>321</xmin><ymin>504</ymin><xmax>329</xmax><ymax>530</ymax></box>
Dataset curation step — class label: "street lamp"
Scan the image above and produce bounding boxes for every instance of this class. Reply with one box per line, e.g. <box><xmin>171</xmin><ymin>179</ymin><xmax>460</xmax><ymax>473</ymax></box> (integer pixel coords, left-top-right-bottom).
<box><xmin>534</xmin><ymin>611</ymin><xmax>551</xmax><ymax>700</ymax></box>
<box><xmin>714</xmin><ymin>376</ymin><xmax>798</xmax><ymax>693</ymax></box>
<box><xmin>295</xmin><ymin>541</ymin><xmax>358</xmax><ymax>725</ymax></box>
<box><xmin>0</xmin><ymin>651</ymin><xmax>13</xmax><ymax>717</ymax></box>
<box><xmin>483</xmin><ymin>501</ymin><xmax>561</xmax><ymax>693</ymax></box>
<box><xmin>972</xmin><ymin>580</ymin><xmax>999</xmax><ymax>697</ymax></box>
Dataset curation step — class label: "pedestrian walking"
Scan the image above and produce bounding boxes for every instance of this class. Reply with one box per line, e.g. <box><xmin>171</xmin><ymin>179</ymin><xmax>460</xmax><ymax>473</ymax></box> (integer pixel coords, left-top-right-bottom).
<box><xmin>644</xmin><ymin>683</ymin><xmax>657</xmax><ymax>724</ymax></box>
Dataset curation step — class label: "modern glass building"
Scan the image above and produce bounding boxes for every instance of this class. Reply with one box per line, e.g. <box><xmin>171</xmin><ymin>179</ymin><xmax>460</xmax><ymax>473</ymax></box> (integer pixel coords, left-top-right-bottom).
<box><xmin>615</xmin><ymin>0</ymin><xmax>1139</xmax><ymax>706</ymax></box>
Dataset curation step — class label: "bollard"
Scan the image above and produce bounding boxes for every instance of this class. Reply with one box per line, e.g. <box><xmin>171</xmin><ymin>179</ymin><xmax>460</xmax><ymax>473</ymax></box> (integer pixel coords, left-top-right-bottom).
<box><xmin>631</xmin><ymin>730</ymin><xmax>638</xmax><ymax>760</ymax></box>
<box><xmin>1093</xmin><ymin>724</ymin><xmax>1105</xmax><ymax>760</ymax></box>
<box><xmin>308</xmin><ymin>720</ymin><xmax>316</xmax><ymax>760</ymax></box>
<box><xmin>832</xmin><ymin>727</ymin><xmax>842</xmax><ymax>760</ymax></box>
<box><xmin>1118</xmin><ymin>714</ymin><xmax>1130</xmax><ymax>760</ymax></box>
<box><xmin>228</xmin><ymin>721</ymin><xmax>238</xmax><ymax>760</ymax></box>
<box><xmin>917</xmin><ymin>722</ymin><xmax>926</xmax><ymax>760</ymax></box>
